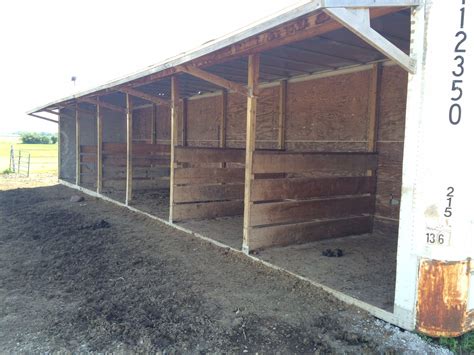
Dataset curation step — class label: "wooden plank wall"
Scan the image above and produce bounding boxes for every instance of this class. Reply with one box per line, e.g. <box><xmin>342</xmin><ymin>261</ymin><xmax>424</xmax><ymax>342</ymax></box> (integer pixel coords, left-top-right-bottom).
<box><xmin>181</xmin><ymin>66</ymin><xmax>406</xmax><ymax>237</ymax></box>
<box><xmin>247</xmin><ymin>151</ymin><xmax>378</xmax><ymax>250</ymax></box>
<box><xmin>80</xmin><ymin>145</ymin><xmax>97</xmax><ymax>188</ymax></box>
<box><xmin>101</xmin><ymin>142</ymin><xmax>170</xmax><ymax>192</ymax></box>
<box><xmin>172</xmin><ymin>147</ymin><xmax>245</xmax><ymax>221</ymax></box>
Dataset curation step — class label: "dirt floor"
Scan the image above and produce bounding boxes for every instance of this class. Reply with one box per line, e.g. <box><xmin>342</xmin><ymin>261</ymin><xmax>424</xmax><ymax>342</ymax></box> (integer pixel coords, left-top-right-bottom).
<box><xmin>0</xmin><ymin>182</ymin><xmax>450</xmax><ymax>353</ymax></box>
<box><xmin>258</xmin><ymin>233</ymin><xmax>397</xmax><ymax>311</ymax></box>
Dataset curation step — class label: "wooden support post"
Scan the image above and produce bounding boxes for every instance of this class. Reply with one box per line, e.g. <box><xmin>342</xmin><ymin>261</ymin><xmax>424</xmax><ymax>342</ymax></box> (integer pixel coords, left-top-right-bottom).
<box><xmin>96</xmin><ymin>102</ymin><xmax>103</xmax><ymax>193</ymax></box>
<box><xmin>57</xmin><ymin>111</ymin><xmax>61</xmax><ymax>179</ymax></box>
<box><xmin>278</xmin><ymin>79</ymin><xmax>287</xmax><ymax>150</ymax></box>
<box><xmin>182</xmin><ymin>98</ymin><xmax>188</xmax><ymax>147</ymax></box>
<box><xmin>220</xmin><ymin>90</ymin><xmax>227</xmax><ymax>148</ymax></box>
<box><xmin>242</xmin><ymin>54</ymin><xmax>260</xmax><ymax>253</ymax></box>
<box><xmin>125</xmin><ymin>94</ymin><xmax>133</xmax><ymax>205</ymax></box>
<box><xmin>169</xmin><ymin>75</ymin><xmax>180</xmax><ymax>222</ymax></box>
<box><xmin>151</xmin><ymin>104</ymin><xmax>157</xmax><ymax>144</ymax></box>
<box><xmin>366</xmin><ymin>63</ymin><xmax>382</xmax><ymax>175</ymax></box>
<box><xmin>75</xmin><ymin>105</ymin><xmax>80</xmax><ymax>185</ymax></box>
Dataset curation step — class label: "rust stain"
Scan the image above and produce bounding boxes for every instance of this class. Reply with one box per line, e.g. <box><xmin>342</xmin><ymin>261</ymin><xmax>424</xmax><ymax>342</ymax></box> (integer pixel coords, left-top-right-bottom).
<box><xmin>416</xmin><ymin>259</ymin><xmax>472</xmax><ymax>337</ymax></box>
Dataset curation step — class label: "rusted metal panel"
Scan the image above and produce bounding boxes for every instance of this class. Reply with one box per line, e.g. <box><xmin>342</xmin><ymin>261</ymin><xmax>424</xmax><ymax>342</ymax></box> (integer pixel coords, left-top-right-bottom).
<box><xmin>416</xmin><ymin>259</ymin><xmax>472</xmax><ymax>337</ymax></box>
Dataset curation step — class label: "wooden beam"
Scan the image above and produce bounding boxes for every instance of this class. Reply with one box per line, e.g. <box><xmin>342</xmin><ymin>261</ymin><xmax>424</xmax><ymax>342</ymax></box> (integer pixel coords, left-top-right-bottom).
<box><xmin>242</xmin><ymin>53</ymin><xmax>260</xmax><ymax>253</ymax></box>
<box><xmin>278</xmin><ymin>80</ymin><xmax>287</xmax><ymax>150</ymax></box>
<box><xmin>43</xmin><ymin>109</ymin><xmax>60</xmax><ymax>116</ymax></box>
<box><xmin>182</xmin><ymin>98</ymin><xmax>188</xmax><ymax>146</ymax></box>
<box><xmin>29</xmin><ymin>113</ymin><xmax>58</xmax><ymax>123</ymax></box>
<box><xmin>151</xmin><ymin>104</ymin><xmax>157</xmax><ymax>144</ymax></box>
<box><xmin>58</xmin><ymin>112</ymin><xmax>61</xmax><ymax>179</ymax></box>
<box><xmin>125</xmin><ymin>94</ymin><xmax>133</xmax><ymax>205</ymax></box>
<box><xmin>75</xmin><ymin>105</ymin><xmax>80</xmax><ymax>185</ymax></box>
<box><xmin>79</xmin><ymin>97</ymin><xmax>126</xmax><ymax>113</ymax></box>
<box><xmin>169</xmin><ymin>75</ymin><xmax>180</xmax><ymax>222</ymax></box>
<box><xmin>96</xmin><ymin>102</ymin><xmax>103</xmax><ymax>193</ymax></box>
<box><xmin>220</xmin><ymin>90</ymin><xmax>227</xmax><ymax>148</ymax></box>
<box><xmin>118</xmin><ymin>86</ymin><xmax>170</xmax><ymax>106</ymax></box>
<box><xmin>366</xmin><ymin>63</ymin><xmax>382</xmax><ymax>178</ymax></box>
<box><xmin>367</xmin><ymin>63</ymin><xmax>382</xmax><ymax>153</ymax></box>
<box><xmin>177</xmin><ymin>64</ymin><xmax>249</xmax><ymax>97</ymax></box>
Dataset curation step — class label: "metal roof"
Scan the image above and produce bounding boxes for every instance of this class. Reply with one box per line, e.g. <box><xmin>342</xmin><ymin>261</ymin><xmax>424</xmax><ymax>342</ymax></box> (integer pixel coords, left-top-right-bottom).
<box><xmin>28</xmin><ymin>1</ymin><xmax>410</xmax><ymax>115</ymax></box>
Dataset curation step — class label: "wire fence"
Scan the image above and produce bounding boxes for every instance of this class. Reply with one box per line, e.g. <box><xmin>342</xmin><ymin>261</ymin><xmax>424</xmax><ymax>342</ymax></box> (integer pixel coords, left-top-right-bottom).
<box><xmin>7</xmin><ymin>145</ymin><xmax>57</xmax><ymax>177</ymax></box>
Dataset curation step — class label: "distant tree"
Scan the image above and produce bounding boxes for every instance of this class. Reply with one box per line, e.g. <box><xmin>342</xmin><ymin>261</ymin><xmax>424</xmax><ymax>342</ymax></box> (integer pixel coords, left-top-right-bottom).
<box><xmin>50</xmin><ymin>134</ymin><xmax>58</xmax><ymax>144</ymax></box>
<box><xmin>20</xmin><ymin>132</ymin><xmax>54</xmax><ymax>144</ymax></box>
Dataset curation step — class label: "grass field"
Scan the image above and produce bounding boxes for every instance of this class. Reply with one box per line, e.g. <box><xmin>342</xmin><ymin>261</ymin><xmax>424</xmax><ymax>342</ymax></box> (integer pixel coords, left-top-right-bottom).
<box><xmin>0</xmin><ymin>136</ymin><xmax>57</xmax><ymax>175</ymax></box>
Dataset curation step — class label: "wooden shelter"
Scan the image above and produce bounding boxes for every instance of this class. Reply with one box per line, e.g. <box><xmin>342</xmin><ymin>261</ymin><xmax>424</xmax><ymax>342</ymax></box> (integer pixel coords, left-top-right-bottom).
<box><xmin>29</xmin><ymin>0</ymin><xmax>474</xmax><ymax>337</ymax></box>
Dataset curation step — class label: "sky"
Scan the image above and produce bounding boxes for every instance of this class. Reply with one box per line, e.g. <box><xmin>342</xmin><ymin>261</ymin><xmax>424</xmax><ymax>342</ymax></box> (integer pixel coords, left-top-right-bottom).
<box><xmin>0</xmin><ymin>0</ymin><xmax>300</xmax><ymax>134</ymax></box>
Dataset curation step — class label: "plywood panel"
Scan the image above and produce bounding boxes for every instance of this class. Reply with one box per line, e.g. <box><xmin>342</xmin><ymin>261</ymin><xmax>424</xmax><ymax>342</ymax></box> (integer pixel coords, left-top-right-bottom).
<box><xmin>286</xmin><ymin>70</ymin><xmax>370</xmax><ymax>144</ymax></box>
<box><xmin>253</xmin><ymin>151</ymin><xmax>378</xmax><ymax>174</ymax></box>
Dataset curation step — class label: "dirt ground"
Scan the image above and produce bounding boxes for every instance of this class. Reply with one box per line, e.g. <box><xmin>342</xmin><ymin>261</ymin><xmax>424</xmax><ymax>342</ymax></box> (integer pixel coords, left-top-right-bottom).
<box><xmin>0</xmin><ymin>182</ymin><xmax>450</xmax><ymax>353</ymax></box>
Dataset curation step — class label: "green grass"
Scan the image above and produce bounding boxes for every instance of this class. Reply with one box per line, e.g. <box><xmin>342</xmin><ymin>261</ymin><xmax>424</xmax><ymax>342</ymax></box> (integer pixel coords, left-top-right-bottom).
<box><xmin>0</xmin><ymin>136</ymin><xmax>57</xmax><ymax>175</ymax></box>
<box><xmin>419</xmin><ymin>332</ymin><xmax>474</xmax><ymax>353</ymax></box>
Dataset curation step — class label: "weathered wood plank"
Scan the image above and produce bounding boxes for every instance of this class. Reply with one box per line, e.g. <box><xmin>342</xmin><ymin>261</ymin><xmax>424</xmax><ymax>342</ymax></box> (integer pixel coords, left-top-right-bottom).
<box><xmin>97</xmin><ymin>103</ymin><xmax>103</xmax><ymax>193</ymax></box>
<box><xmin>175</xmin><ymin>147</ymin><xmax>245</xmax><ymax>164</ymax></box>
<box><xmin>243</xmin><ymin>53</ymin><xmax>260</xmax><ymax>251</ymax></box>
<box><xmin>80</xmin><ymin>145</ymin><xmax>97</xmax><ymax>153</ymax></box>
<box><xmin>253</xmin><ymin>151</ymin><xmax>378</xmax><ymax>174</ymax></box>
<box><xmin>247</xmin><ymin>216</ymin><xmax>372</xmax><ymax>250</ymax></box>
<box><xmin>250</xmin><ymin>195</ymin><xmax>375</xmax><ymax>226</ymax></box>
<box><xmin>173</xmin><ymin>200</ymin><xmax>244</xmax><ymax>221</ymax></box>
<box><xmin>251</xmin><ymin>176</ymin><xmax>376</xmax><ymax>202</ymax></box>
<box><xmin>174</xmin><ymin>167</ymin><xmax>245</xmax><ymax>184</ymax></box>
<box><xmin>169</xmin><ymin>75</ymin><xmax>179</xmax><ymax>222</ymax></box>
<box><xmin>125</xmin><ymin>93</ymin><xmax>133</xmax><ymax>204</ymax></box>
<box><xmin>174</xmin><ymin>183</ymin><xmax>244</xmax><ymax>203</ymax></box>
<box><xmin>278</xmin><ymin>79</ymin><xmax>287</xmax><ymax>150</ymax></box>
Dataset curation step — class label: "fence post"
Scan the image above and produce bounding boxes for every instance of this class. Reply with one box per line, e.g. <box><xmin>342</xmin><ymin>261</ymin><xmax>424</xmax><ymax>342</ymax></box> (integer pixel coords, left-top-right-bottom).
<box><xmin>27</xmin><ymin>154</ymin><xmax>31</xmax><ymax>177</ymax></box>
<box><xmin>10</xmin><ymin>145</ymin><xmax>15</xmax><ymax>172</ymax></box>
<box><xmin>18</xmin><ymin>150</ymin><xmax>22</xmax><ymax>175</ymax></box>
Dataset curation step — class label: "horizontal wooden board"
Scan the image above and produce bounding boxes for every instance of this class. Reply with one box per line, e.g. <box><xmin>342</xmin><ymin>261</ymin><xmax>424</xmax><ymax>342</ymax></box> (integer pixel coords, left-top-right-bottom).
<box><xmin>103</xmin><ymin>179</ymin><xmax>169</xmax><ymax>190</ymax></box>
<box><xmin>172</xmin><ymin>200</ymin><xmax>244</xmax><ymax>221</ymax></box>
<box><xmin>81</xmin><ymin>155</ymin><xmax>98</xmax><ymax>163</ymax></box>
<box><xmin>175</xmin><ymin>147</ymin><xmax>245</xmax><ymax>164</ymax></box>
<box><xmin>174</xmin><ymin>167</ymin><xmax>245</xmax><ymax>184</ymax></box>
<box><xmin>251</xmin><ymin>176</ymin><xmax>376</xmax><ymax>202</ymax></box>
<box><xmin>250</xmin><ymin>195</ymin><xmax>375</xmax><ymax>226</ymax></box>
<box><xmin>248</xmin><ymin>216</ymin><xmax>372</xmax><ymax>250</ymax></box>
<box><xmin>174</xmin><ymin>183</ymin><xmax>244</xmax><ymax>203</ymax></box>
<box><xmin>252</xmin><ymin>151</ymin><xmax>378</xmax><ymax>174</ymax></box>
<box><xmin>80</xmin><ymin>145</ymin><xmax>97</xmax><ymax>153</ymax></box>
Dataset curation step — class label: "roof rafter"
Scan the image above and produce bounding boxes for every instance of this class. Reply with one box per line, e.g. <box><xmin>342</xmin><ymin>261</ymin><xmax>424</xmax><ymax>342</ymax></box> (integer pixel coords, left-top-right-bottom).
<box><xmin>177</xmin><ymin>65</ymin><xmax>250</xmax><ymax>97</ymax></box>
<box><xmin>117</xmin><ymin>86</ymin><xmax>170</xmax><ymax>106</ymax></box>
<box><xmin>78</xmin><ymin>97</ymin><xmax>126</xmax><ymax>113</ymax></box>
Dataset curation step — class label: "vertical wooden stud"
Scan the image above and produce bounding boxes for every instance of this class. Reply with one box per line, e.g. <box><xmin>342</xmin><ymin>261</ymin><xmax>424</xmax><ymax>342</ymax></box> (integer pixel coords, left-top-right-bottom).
<box><xmin>220</xmin><ymin>89</ymin><xmax>228</xmax><ymax>148</ymax></box>
<box><xmin>125</xmin><ymin>93</ymin><xmax>133</xmax><ymax>205</ymax></box>
<box><xmin>151</xmin><ymin>104</ymin><xmax>157</xmax><ymax>144</ymax></box>
<box><xmin>75</xmin><ymin>104</ymin><xmax>80</xmax><ymax>186</ymax></box>
<box><xmin>367</xmin><ymin>63</ymin><xmax>382</xmax><ymax>176</ymax></box>
<box><xmin>182</xmin><ymin>98</ymin><xmax>188</xmax><ymax>147</ymax></box>
<box><xmin>169</xmin><ymin>75</ymin><xmax>180</xmax><ymax>222</ymax></box>
<box><xmin>96</xmin><ymin>101</ymin><xmax>103</xmax><ymax>193</ymax></box>
<box><xmin>278</xmin><ymin>79</ymin><xmax>287</xmax><ymax>150</ymax></box>
<box><xmin>242</xmin><ymin>54</ymin><xmax>260</xmax><ymax>253</ymax></box>
<box><xmin>367</xmin><ymin>63</ymin><xmax>381</xmax><ymax>154</ymax></box>
<box><xmin>57</xmin><ymin>110</ymin><xmax>61</xmax><ymax>180</ymax></box>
